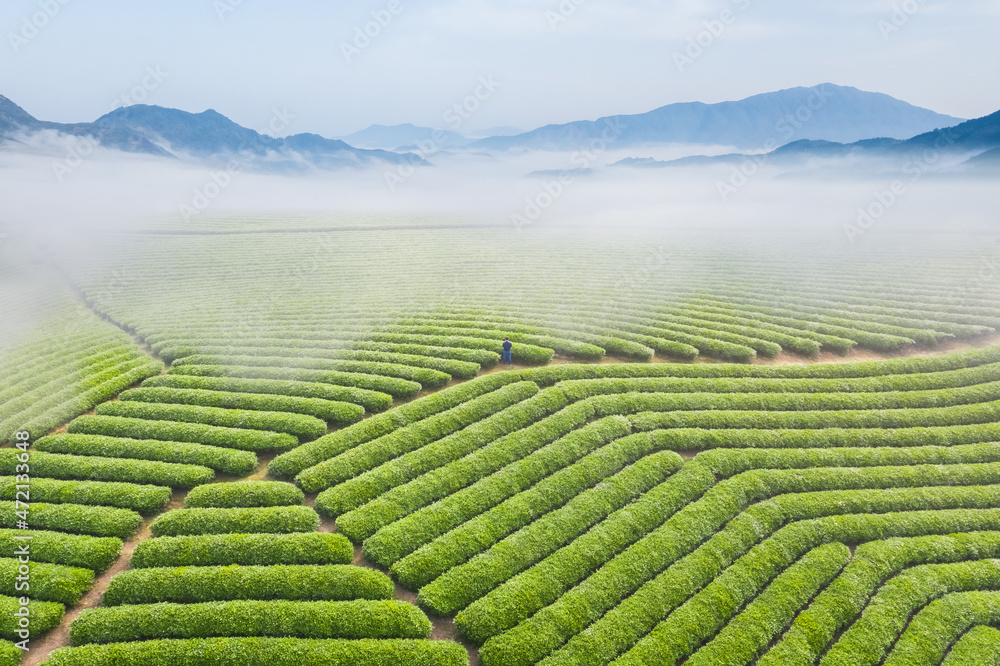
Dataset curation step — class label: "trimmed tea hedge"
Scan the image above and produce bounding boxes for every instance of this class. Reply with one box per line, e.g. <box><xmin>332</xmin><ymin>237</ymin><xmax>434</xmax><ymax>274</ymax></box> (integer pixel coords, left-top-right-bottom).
<box><xmin>70</xmin><ymin>599</ymin><xmax>431</xmax><ymax>644</ymax></box>
<box><xmin>0</xmin><ymin>502</ymin><xmax>142</xmax><ymax>539</ymax></box>
<box><xmin>171</xmin><ymin>354</ymin><xmax>452</xmax><ymax>389</ymax></box>
<box><xmin>68</xmin><ymin>415</ymin><xmax>297</xmax><ymax>453</ymax></box>
<box><xmin>941</xmin><ymin>626</ymin><xmax>1000</xmax><ymax>666</ymax></box>
<box><xmin>0</xmin><ymin>477</ymin><xmax>169</xmax><ymax>516</ymax></box>
<box><xmin>416</xmin><ymin>449</ymin><xmax>683</xmax><ymax>614</ymax></box>
<box><xmin>269</xmin><ymin>373</ymin><xmax>527</xmax><ymax>478</ymax></box>
<box><xmin>339</xmin><ymin>401</ymin><xmax>594</xmax><ymax>544</ymax></box>
<box><xmin>102</xmin><ymin>565</ymin><xmax>394</xmax><ymax>605</ymax></box>
<box><xmin>0</xmin><ymin>558</ymin><xmax>93</xmax><ymax>605</ymax></box>
<box><xmin>0</xmin><ymin>450</ymin><xmax>213</xmax><ymax>489</ymax></box>
<box><xmin>168</xmin><ymin>364</ymin><xmax>422</xmax><ymax>399</ymax></box>
<box><xmin>150</xmin><ymin>506</ymin><xmax>320</xmax><ymax>536</ymax></box>
<box><xmin>94</xmin><ymin>401</ymin><xmax>327</xmax><ymax>441</ymax></box>
<box><xmin>35</xmin><ymin>434</ymin><xmax>256</xmax><ymax>476</ymax></box>
<box><xmin>44</xmin><ymin>637</ymin><xmax>470</xmax><ymax>666</ymax></box>
<box><xmin>185</xmin><ymin>481</ymin><xmax>304</xmax><ymax>508</ymax></box>
<box><xmin>315</xmin><ymin>387</ymin><xmax>566</xmax><ymax>517</ymax></box>
<box><xmin>296</xmin><ymin>381</ymin><xmax>540</xmax><ymax>493</ymax></box>
<box><xmin>371</xmin><ymin>415</ymin><xmax>627</xmax><ymax>572</ymax></box>
<box><xmin>0</xmin><ymin>594</ymin><xmax>63</xmax><ymax>641</ymax></box>
<box><xmin>119</xmin><ymin>387</ymin><xmax>364</xmax><ymax>425</ymax></box>
<box><xmin>130</xmin><ymin>532</ymin><xmax>352</xmax><ymax>568</ymax></box>
<box><xmin>141</xmin><ymin>373</ymin><xmax>393</xmax><ymax>412</ymax></box>
<box><xmin>0</xmin><ymin>640</ymin><xmax>18</xmax><ymax>666</ymax></box>
<box><xmin>760</xmin><ymin>531</ymin><xmax>1000</xmax><ymax>666</ymax></box>
<box><xmin>0</xmin><ymin>529</ymin><xmax>121</xmax><ymax>572</ymax></box>
<box><xmin>881</xmin><ymin>591</ymin><xmax>1000</xmax><ymax>666</ymax></box>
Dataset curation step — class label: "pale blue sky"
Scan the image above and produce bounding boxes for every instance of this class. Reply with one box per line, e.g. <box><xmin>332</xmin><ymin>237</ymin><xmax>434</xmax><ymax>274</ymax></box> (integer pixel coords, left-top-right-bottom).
<box><xmin>2</xmin><ymin>0</ymin><xmax>997</xmax><ymax>137</ymax></box>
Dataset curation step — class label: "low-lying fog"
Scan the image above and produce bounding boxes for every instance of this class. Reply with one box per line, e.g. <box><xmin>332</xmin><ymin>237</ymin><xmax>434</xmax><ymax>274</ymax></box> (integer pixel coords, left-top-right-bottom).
<box><xmin>0</xmin><ymin>138</ymin><xmax>995</xmax><ymax>242</ymax></box>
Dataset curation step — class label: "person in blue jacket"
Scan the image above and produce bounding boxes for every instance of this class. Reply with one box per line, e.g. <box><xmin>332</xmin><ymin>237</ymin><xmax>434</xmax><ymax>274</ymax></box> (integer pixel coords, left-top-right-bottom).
<box><xmin>502</xmin><ymin>337</ymin><xmax>513</xmax><ymax>365</ymax></box>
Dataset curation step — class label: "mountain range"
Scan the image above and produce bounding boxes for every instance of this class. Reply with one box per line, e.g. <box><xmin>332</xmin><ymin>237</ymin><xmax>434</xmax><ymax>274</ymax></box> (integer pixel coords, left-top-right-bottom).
<box><xmin>0</xmin><ymin>95</ymin><xmax>425</xmax><ymax>171</ymax></box>
<box><xmin>0</xmin><ymin>85</ymin><xmax>988</xmax><ymax>174</ymax></box>
<box><xmin>471</xmin><ymin>84</ymin><xmax>962</xmax><ymax>152</ymax></box>
<box><xmin>614</xmin><ymin>108</ymin><xmax>1000</xmax><ymax>174</ymax></box>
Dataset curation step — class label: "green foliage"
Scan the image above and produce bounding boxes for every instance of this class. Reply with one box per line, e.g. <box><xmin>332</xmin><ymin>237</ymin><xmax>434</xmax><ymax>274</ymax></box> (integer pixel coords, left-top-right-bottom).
<box><xmin>881</xmin><ymin>592</ymin><xmax>1000</xmax><ymax>666</ymax></box>
<box><xmin>0</xmin><ymin>529</ymin><xmax>121</xmax><ymax>572</ymax></box>
<box><xmin>141</xmin><ymin>373</ymin><xmax>393</xmax><ymax>412</ymax></box>
<box><xmin>367</xmin><ymin>332</ymin><xmax>555</xmax><ymax>365</ymax></box>
<box><xmin>820</xmin><ymin>560</ymin><xmax>1000</xmax><ymax>666</ymax></box>
<box><xmin>0</xmin><ymin>558</ymin><xmax>93</xmax><ymax>605</ymax></box>
<box><xmin>35</xmin><ymin>433</ymin><xmax>257</xmax><ymax>476</ymax></box>
<box><xmin>759</xmin><ymin>531</ymin><xmax>1000</xmax><ymax>666</ymax></box>
<box><xmin>0</xmin><ymin>449</ymin><xmax>213</xmax><ymax>489</ymax></box>
<box><xmin>314</xmin><ymin>385</ymin><xmax>563</xmax><ymax>515</ymax></box>
<box><xmin>68</xmin><ymin>415</ymin><xmax>297</xmax><ymax>453</ymax></box>
<box><xmin>172</xmin><ymin>354</ymin><xmax>452</xmax><ymax>389</ymax></box>
<box><xmin>130</xmin><ymin>532</ymin><xmax>352</xmax><ymax>568</ymax></box>
<box><xmin>680</xmin><ymin>543</ymin><xmax>850</xmax><ymax>666</ymax></box>
<box><xmin>475</xmin><ymin>482</ymin><xmax>1000</xmax><ymax>662</ymax></box>
<box><xmin>150</xmin><ymin>506</ymin><xmax>320</xmax><ymax>536</ymax></box>
<box><xmin>0</xmin><ymin>501</ymin><xmax>142</xmax><ymax>539</ymax></box>
<box><xmin>94</xmin><ymin>401</ymin><xmax>327</xmax><ymax>441</ymax></box>
<box><xmin>168</xmin><ymin>363</ymin><xmax>422</xmax><ymax>399</ymax></box>
<box><xmin>524</xmin><ymin>345</ymin><xmax>1000</xmax><ymax>385</ymax></box>
<box><xmin>626</xmin><ymin>396</ymin><xmax>1000</xmax><ymax>431</ymax></box>
<box><xmin>296</xmin><ymin>382</ymin><xmax>540</xmax><ymax>493</ymax></box>
<box><xmin>0</xmin><ymin>639</ymin><xmax>19</xmax><ymax>666</ymax></box>
<box><xmin>45</xmin><ymin>638</ymin><xmax>469</xmax><ymax>666</ymax></box>
<box><xmin>185</xmin><ymin>481</ymin><xmax>304</xmax><ymax>508</ymax></box>
<box><xmin>102</xmin><ymin>565</ymin><xmax>394</xmax><ymax>605</ymax></box>
<box><xmin>71</xmin><ymin>600</ymin><xmax>431</xmax><ymax>644</ymax></box>
<box><xmin>1</xmin><ymin>356</ymin><xmax>161</xmax><ymax>445</ymax></box>
<box><xmin>338</xmin><ymin>400</ymin><xmax>592</xmax><ymax>544</ymax></box>
<box><xmin>269</xmin><ymin>373</ymin><xmax>528</xmax><ymax>478</ymax></box>
<box><xmin>941</xmin><ymin>626</ymin><xmax>1000</xmax><ymax>666</ymax></box>
<box><xmin>396</xmin><ymin>421</ymin><xmax>648</xmax><ymax>594</ymax></box>
<box><xmin>0</xmin><ymin>594</ymin><xmax>63</xmax><ymax>641</ymax></box>
<box><xmin>367</xmin><ymin>413</ymin><xmax>627</xmax><ymax>572</ymax></box>
<box><xmin>0</xmin><ymin>477</ymin><xmax>170</xmax><ymax>516</ymax></box>
<box><xmin>120</xmin><ymin>386</ymin><xmax>364</xmax><ymax>425</ymax></box>
<box><xmin>417</xmin><ymin>449</ymin><xmax>682</xmax><ymax>614</ymax></box>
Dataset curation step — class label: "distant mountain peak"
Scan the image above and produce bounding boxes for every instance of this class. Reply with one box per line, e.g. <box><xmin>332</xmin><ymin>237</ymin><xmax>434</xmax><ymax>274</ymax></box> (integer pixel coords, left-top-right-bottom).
<box><xmin>1</xmin><ymin>95</ymin><xmax>428</xmax><ymax>171</ymax></box>
<box><xmin>0</xmin><ymin>94</ymin><xmax>41</xmax><ymax>134</ymax></box>
<box><xmin>472</xmin><ymin>83</ymin><xmax>964</xmax><ymax>152</ymax></box>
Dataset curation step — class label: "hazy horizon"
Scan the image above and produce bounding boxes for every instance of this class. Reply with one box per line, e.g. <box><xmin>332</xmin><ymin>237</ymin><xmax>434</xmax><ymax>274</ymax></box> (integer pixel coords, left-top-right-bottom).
<box><xmin>3</xmin><ymin>1</ymin><xmax>999</xmax><ymax>138</ymax></box>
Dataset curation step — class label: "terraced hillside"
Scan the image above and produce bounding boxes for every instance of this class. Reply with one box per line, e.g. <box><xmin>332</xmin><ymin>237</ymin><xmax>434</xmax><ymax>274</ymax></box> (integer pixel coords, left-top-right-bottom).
<box><xmin>52</xmin><ymin>228</ymin><xmax>1000</xmax><ymax>366</ymax></box>
<box><xmin>275</xmin><ymin>348</ymin><xmax>1000</xmax><ymax>666</ymax></box>
<box><xmin>0</xmin><ymin>238</ymin><xmax>161</xmax><ymax>445</ymax></box>
<box><xmin>2</xmin><ymin>223</ymin><xmax>1000</xmax><ymax>664</ymax></box>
